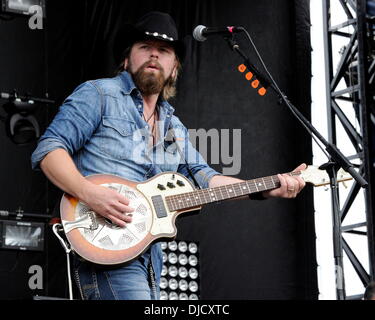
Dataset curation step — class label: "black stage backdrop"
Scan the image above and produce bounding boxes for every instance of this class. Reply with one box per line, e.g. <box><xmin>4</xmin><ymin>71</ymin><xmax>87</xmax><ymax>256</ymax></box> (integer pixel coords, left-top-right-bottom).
<box><xmin>0</xmin><ymin>0</ymin><xmax>317</xmax><ymax>299</ymax></box>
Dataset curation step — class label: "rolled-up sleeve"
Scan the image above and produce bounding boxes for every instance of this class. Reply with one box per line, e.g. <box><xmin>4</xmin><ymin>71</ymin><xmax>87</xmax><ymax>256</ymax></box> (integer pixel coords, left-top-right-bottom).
<box><xmin>31</xmin><ymin>81</ymin><xmax>102</xmax><ymax>170</ymax></box>
<box><xmin>177</xmin><ymin>126</ymin><xmax>222</xmax><ymax>189</ymax></box>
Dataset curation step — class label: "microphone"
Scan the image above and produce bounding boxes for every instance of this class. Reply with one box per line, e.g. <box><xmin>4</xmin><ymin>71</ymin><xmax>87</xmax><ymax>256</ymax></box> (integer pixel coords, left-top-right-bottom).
<box><xmin>193</xmin><ymin>25</ymin><xmax>243</xmax><ymax>42</ymax></box>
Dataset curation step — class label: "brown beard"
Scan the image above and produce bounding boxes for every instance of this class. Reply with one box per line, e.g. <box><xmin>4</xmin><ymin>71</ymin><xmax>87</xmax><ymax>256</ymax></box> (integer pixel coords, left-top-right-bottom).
<box><xmin>129</xmin><ymin>60</ymin><xmax>167</xmax><ymax>96</ymax></box>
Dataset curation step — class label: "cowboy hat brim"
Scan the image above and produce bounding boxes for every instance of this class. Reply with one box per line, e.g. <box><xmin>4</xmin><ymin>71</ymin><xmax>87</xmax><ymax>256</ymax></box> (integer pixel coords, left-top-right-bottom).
<box><xmin>113</xmin><ymin>23</ymin><xmax>186</xmax><ymax>64</ymax></box>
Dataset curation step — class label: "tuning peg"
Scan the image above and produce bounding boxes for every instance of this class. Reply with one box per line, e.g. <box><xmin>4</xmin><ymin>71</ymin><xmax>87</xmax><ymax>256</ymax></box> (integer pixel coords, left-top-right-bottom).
<box><xmin>324</xmin><ymin>186</ymin><xmax>330</xmax><ymax>192</ymax></box>
<box><xmin>341</xmin><ymin>181</ymin><xmax>348</xmax><ymax>189</ymax></box>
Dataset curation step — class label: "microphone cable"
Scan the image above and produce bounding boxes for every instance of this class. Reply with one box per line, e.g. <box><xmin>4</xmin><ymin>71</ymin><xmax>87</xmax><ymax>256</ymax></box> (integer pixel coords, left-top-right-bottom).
<box><xmin>239</xmin><ymin>27</ymin><xmax>331</xmax><ymax>160</ymax></box>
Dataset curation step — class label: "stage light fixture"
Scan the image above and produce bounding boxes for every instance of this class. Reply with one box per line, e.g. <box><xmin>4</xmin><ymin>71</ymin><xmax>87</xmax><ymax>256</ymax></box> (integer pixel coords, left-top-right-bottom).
<box><xmin>1</xmin><ymin>0</ymin><xmax>45</xmax><ymax>17</ymax></box>
<box><xmin>179</xmin><ymin>293</ymin><xmax>188</xmax><ymax>300</ymax></box>
<box><xmin>1</xmin><ymin>93</ymin><xmax>41</xmax><ymax>145</ymax></box>
<box><xmin>160</xmin><ymin>291</ymin><xmax>168</xmax><ymax>300</ymax></box>
<box><xmin>188</xmin><ymin>243</ymin><xmax>198</xmax><ymax>254</ymax></box>
<box><xmin>3</xmin><ymin>102</ymin><xmax>40</xmax><ymax>145</ymax></box>
<box><xmin>178</xmin><ymin>241</ymin><xmax>187</xmax><ymax>252</ymax></box>
<box><xmin>168</xmin><ymin>278</ymin><xmax>178</xmax><ymax>291</ymax></box>
<box><xmin>160</xmin><ymin>277</ymin><xmax>168</xmax><ymax>290</ymax></box>
<box><xmin>159</xmin><ymin>240</ymin><xmax>200</xmax><ymax>300</ymax></box>
<box><xmin>0</xmin><ymin>220</ymin><xmax>44</xmax><ymax>251</ymax></box>
<box><xmin>168</xmin><ymin>240</ymin><xmax>178</xmax><ymax>251</ymax></box>
<box><xmin>168</xmin><ymin>252</ymin><xmax>178</xmax><ymax>264</ymax></box>
<box><xmin>178</xmin><ymin>253</ymin><xmax>188</xmax><ymax>265</ymax></box>
<box><xmin>168</xmin><ymin>265</ymin><xmax>178</xmax><ymax>277</ymax></box>
<box><xmin>189</xmin><ymin>267</ymin><xmax>199</xmax><ymax>280</ymax></box>
<box><xmin>178</xmin><ymin>266</ymin><xmax>188</xmax><ymax>278</ymax></box>
<box><xmin>168</xmin><ymin>292</ymin><xmax>178</xmax><ymax>300</ymax></box>
<box><xmin>161</xmin><ymin>265</ymin><xmax>168</xmax><ymax>276</ymax></box>
<box><xmin>189</xmin><ymin>294</ymin><xmax>199</xmax><ymax>300</ymax></box>
<box><xmin>188</xmin><ymin>281</ymin><xmax>199</xmax><ymax>293</ymax></box>
<box><xmin>189</xmin><ymin>255</ymin><xmax>198</xmax><ymax>266</ymax></box>
<box><xmin>178</xmin><ymin>279</ymin><xmax>188</xmax><ymax>291</ymax></box>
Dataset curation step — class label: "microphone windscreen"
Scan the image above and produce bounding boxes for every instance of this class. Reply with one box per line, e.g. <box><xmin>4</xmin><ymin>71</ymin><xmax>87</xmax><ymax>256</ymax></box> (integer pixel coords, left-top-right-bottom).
<box><xmin>193</xmin><ymin>25</ymin><xmax>207</xmax><ymax>42</ymax></box>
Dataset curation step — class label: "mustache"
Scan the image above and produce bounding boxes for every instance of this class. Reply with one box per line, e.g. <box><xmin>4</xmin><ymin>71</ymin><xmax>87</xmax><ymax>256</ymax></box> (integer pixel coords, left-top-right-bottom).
<box><xmin>140</xmin><ymin>60</ymin><xmax>164</xmax><ymax>73</ymax></box>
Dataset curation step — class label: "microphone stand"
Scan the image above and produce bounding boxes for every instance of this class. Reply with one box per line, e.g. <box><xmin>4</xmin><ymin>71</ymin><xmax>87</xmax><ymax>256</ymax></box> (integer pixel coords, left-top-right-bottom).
<box><xmin>224</xmin><ymin>34</ymin><xmax>368</xmax><ymax>300</ymax></box>
<box><xmin>1</xmin><ymin>91</ymin><xmax>55</xmax><ymax>105</ymax></box>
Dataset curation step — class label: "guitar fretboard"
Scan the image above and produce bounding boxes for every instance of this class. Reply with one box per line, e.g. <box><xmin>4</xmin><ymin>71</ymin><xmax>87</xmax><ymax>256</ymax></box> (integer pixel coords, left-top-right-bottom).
<box><xmin>165</xmin><ymin>171</ymin><xmax>301</xmax><ymax>212</ymax></box>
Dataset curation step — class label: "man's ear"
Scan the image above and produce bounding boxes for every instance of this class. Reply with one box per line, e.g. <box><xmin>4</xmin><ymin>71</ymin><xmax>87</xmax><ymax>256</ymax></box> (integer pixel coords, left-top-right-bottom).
<box><xmin>171</xmin><ymin>64</ymin><xmax>178</xmax><ymax>80</ymax></box>
<box><xmin>124</xmin><ymin>58</ymin><xmax>129</xmax><ymax>71</ymax></box>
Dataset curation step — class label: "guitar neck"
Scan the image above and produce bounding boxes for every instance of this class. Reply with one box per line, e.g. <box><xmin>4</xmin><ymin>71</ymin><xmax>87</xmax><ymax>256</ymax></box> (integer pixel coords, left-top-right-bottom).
<box><xmin>165</xmin><ymin>171</ymin><xmax>301</xmax><ymax>212</ymax></box>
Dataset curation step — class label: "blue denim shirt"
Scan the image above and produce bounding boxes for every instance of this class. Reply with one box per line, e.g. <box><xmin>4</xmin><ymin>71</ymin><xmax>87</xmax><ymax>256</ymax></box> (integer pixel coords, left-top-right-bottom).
<box><xmin>31</xmin><ymin>71</ymin><xmax>221</xmax><ymax>282</ymax></box>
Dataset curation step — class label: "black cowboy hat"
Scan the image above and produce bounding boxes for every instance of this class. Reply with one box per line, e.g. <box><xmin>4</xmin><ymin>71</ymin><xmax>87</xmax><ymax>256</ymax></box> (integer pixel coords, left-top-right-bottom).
<box><xmin>113</xmin><ymin>11</ymin><xmax>185</xmax><ymax>64</ymax></box>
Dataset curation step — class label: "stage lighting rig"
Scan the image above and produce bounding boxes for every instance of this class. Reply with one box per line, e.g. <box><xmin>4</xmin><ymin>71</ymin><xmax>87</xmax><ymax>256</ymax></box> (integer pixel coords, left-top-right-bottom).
<box><xmin>0</xmin><ymin>90</ymin><xmax>54</xmax><ymax>145</ymax></box>
<box><xmin>1</xmin><ymin>0</ymin><xmax>45</xmax><ymax>17</ymax></box>
<box><xmin>160</xmin><ymin>240</ymin><xmax>200</xmax><ymax>300</ymax></box>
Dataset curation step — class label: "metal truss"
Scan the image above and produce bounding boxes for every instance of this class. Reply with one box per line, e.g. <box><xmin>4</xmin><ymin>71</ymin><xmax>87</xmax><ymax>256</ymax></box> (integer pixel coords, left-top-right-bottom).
<box><xmin>323</xmin><ymin>0</ymin><xmax>375</xmax><ymax>300</ymax></box>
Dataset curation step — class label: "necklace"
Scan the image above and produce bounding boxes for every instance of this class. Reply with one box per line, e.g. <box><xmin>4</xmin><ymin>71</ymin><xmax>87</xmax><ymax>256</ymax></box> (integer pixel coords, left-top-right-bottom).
<box><xmin>143</xmin><ymin>107</ymin><xmax>158</xmax><ymax>146</ymax></box>
<box><xmin>143</xmin><ymin>108</ymin><xmax>156</xmax><ymax>123</ymax></box>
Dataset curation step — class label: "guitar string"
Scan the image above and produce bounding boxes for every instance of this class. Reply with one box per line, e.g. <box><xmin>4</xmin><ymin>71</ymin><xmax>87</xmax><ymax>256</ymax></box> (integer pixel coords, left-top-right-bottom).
<box><xmin>167</xmin><ymin>176</ymin><xmax>279</xmax><ymax>205</ymax></box>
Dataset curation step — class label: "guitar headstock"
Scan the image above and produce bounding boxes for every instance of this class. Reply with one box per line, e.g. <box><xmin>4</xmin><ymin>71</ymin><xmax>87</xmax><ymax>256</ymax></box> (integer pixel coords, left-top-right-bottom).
<box><xmin>299</xmin><ymin>165</ymin><xmax>353</xmax><ymax>187</ymax></box>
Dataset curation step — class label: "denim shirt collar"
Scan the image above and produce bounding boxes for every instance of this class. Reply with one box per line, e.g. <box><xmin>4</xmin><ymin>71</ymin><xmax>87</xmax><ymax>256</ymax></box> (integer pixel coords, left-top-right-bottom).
<box><xmin>118</xmin><ymin>71</ymin><xmax>175</xmax><ymax>115</ymax></box>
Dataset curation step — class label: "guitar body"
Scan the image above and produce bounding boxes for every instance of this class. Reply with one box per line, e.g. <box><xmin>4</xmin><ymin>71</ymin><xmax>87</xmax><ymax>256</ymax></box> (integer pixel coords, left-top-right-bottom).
<box><xmin>60</xmin><ymin>172</ymin><xmax>200</xmax><ymax>265</ymax></box>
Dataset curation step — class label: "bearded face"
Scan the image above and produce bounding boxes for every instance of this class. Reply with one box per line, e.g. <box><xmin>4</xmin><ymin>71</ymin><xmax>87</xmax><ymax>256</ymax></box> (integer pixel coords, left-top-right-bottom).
<box><xmin>128</xmin><ymin>59</ymin><xmax>166</xmax><ymax>96</ymax></box>
<box><xmin>124</xmin><ymin>40</ymin><xmax>178</xmax><ymax>97</ymax></box>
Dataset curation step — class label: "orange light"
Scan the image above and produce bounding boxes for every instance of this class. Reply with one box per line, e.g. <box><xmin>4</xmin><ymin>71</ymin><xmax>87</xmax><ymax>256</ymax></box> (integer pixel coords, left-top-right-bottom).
<box><xmin>258</xmin><ymin>87</ymin><xmax>267</xmax><ymax>96</ymax></box>
<box><xmin>238</xmin><ymin>64</ymin><xmax>246</xmax><ymax>73</ymax></box>
<box><xmin>245</xmin><ymin>72</ymin><xmax>253</xmax><ymax>80</ymax></box>
<box><xmin>251</xmin><ymin>80</ymin><xmax>259</xmax><ymax>88</ymax></box>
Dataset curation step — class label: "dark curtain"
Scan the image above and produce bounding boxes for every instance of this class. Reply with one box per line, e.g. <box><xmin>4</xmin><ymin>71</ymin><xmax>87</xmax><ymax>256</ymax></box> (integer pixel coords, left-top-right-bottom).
<box><xmin>0</xmin><ymin>0</ymin><xmax>317</xmax><ymax>299</ymax></box>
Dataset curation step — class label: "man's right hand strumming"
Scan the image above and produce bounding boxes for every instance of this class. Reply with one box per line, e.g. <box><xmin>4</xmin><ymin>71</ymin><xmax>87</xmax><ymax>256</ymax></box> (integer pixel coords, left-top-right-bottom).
<box><xmin>80</xmin><ymin>183</ymin><xmax>134</xmax><ymax>227</ymax></box>
<box><xmin>40</xmin><ymin>148</ymin><xmax>134</xmax><ymax>227</ymax></box>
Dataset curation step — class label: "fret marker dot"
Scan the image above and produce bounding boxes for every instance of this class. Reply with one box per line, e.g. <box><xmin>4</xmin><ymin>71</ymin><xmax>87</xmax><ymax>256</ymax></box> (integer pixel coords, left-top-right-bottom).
<box><xmin>229</xmin><ymin>189</ymin><xmax>232</xmax><ymax>192</ymax></box>
<box><xmin>243</xmin><ymin>187</ymin><xmax>246</xmax><ymax>190</ymax></box>
<box><xmin>258</xmin><ymin>183</ymin><xmax>262</xmax><ymax>186</ymax></box>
